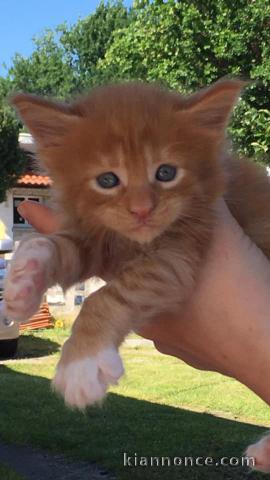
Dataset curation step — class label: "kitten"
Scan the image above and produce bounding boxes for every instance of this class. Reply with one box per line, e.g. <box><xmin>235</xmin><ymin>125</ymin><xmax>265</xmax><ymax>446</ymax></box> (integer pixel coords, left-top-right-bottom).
<box><xmin>4</xmin><ymin>80</ymin><xmax>270</xmax><ymax>418</ymax></box>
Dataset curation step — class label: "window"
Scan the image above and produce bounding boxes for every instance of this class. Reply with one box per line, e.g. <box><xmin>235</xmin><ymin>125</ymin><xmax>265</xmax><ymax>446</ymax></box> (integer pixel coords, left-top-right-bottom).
<box><xmin>75</xmin><ymin>282</ymin><xmax>85</xmax><ymax>292</ymax></box>
<box><xmin>13</xmin><ymin>197</ymin><xmax>40</xmax><ymax>225</ymax></box>
<box><xmin>74</xmin><ymin>295</ymin><xmax>84</xmax><ymax>306</ymax></box>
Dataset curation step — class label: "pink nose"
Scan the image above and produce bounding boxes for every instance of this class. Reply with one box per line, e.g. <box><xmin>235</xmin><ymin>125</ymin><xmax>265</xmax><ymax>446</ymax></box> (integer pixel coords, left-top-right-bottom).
<box><xmin>129</xmin><ymin>205</ymin><xmax>154</xmax><ymax>221</ymax></box>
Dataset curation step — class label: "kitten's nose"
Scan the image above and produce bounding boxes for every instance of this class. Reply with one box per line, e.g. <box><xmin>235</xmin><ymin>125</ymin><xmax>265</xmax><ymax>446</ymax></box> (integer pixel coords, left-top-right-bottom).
<box><xmin>128</xmin><ymin>187</ymin><xmax>156</xmax><ymax>221</ymax></box>
<box><xmin>129</xmin><ymin>204</ymin><xmax>154</xmax><ymax>221</ymax></box>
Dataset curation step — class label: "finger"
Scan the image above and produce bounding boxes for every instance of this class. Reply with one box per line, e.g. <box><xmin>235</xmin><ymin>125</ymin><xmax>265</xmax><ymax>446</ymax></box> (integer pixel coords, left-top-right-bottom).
<box><xmin>17</xmin><ymin>200</ymin><xmax>61</xmax><ymax>234</ymax></box>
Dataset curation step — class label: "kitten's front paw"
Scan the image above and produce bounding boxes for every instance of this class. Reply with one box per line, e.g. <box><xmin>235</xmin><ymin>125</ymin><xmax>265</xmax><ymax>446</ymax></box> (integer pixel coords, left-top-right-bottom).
<box><xmin>4</xmin><ymin>237</ymin><xmax>53</xmax><ymax>322</ymax></box>
<box><xmin>246</xmin><ymin>435</ymin><xmax>270</xmax><ymax>473</ymax></box>
<box><xmin>52</xmin><ymin>346</ymin><xmax>124</xmax><ymax>409</ymax></box>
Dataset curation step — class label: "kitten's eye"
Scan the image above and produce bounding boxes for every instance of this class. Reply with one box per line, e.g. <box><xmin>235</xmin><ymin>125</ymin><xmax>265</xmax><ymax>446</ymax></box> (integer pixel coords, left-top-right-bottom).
<box><xmin>155</xmin><ymin>164</ymin><xmax>177</xmax><ymax>182</ymax></box>
<box><xmin>96</xmin><ymin>172</ymin><xmax>120</xmax><ymax>189</ymax></box>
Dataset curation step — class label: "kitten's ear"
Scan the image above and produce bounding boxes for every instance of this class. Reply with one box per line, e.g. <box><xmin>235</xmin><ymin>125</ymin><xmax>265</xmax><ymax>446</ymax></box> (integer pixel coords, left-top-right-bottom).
<box><xmin>184</xmin><ymin>79</ymin><xmax>247</xmax><ymax>131</ymax></box>
<box><xmin>10</xmin><ymin>93</ymin><xmax>80</xmax><ymax>148</ymax></box>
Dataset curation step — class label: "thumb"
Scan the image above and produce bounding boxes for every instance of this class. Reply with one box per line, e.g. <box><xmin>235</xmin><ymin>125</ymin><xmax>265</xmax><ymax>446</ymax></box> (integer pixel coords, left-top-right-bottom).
<box><xmin>17</xmin><ymin>200</ymin><xmax>61</xmax><ymax>234</ymax></box>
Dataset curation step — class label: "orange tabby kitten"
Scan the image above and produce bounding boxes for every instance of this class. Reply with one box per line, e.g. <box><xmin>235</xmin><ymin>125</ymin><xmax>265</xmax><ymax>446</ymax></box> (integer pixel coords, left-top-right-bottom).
<box><xmin>3</xmin><ymin>80</ymin><xmax>270</xmax><ymax>417</ymax></box>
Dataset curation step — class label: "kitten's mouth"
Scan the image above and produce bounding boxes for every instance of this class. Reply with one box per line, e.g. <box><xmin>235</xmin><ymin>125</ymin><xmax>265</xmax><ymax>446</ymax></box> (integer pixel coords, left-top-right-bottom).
<box><xmin>130</xmin><ymin>222</ymin><xmax>155</xmax><ymax>232</ymax></box>
<box><xmin>129</xmin><ymin>222</ymin><xmax>160</xmax><ymax>239</ymax></box>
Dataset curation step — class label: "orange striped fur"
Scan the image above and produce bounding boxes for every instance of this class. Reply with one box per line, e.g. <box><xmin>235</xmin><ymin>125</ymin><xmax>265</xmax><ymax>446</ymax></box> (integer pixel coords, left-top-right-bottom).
<box><xmin>10</xmin><ymin>80</ymin><xmax>270</xmax><ymax>400</ymax></box>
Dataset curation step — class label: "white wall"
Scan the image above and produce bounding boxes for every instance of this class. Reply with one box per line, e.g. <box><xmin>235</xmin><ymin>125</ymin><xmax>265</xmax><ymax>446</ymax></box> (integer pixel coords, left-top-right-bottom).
<box><xmin>0</xmin><ymin>186</ymin><xmax>106</xmax><ymax>316</ymax></box>
<box><xmin>0</xmin><ymin>191</ymin><xmax>13</xmax><ymax>240</ymax></box>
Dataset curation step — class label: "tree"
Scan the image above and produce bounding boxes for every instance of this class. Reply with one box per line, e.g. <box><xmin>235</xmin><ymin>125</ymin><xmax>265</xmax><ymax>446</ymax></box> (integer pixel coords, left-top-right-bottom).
<box><xmin>3</xmin><ymin>0</ymin><xmax>270</xmax><ymax>163</ymax></box>
<box><xmin>59</xmin><ymin>0</ymin><xmax>130</xmax><ymax>90</ymax></box>
<box><xmin>9</xmin><ymin>31</ymin><xmax>76</xmax><ymax>98</ymax></box>
<box><xmin>8</xmin><ymin>1</ymin><xmax>130</xmax><ymax>98</ymax></box>
<box><xmin>101</xmin><ymin>0</ymin><xmax>270</xmax><ymax>162</ymax></box>
<box><xmin>0</xmin><ymin>78</ymin><xmax>27</xmax><ymax>202</ymax></box>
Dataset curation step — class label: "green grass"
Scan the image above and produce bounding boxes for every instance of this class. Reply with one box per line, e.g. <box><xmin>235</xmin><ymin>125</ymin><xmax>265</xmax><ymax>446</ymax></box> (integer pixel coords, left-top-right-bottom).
<box><xmin>0</xmin><ymin>463</ymin><xmax>25</xmax><ymax>480</ymax></box>
<box><xmin>0</xmin><ymin>328</ymin><xmax>269</xmax><ymax>479</ymax></box>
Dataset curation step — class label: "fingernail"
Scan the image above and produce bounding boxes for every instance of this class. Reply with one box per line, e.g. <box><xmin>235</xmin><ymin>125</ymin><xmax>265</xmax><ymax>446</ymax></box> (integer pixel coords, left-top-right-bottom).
<box><xmin>17</xmin><ymin>202</ymin><xmax>28</xmax><ymax>219</ymax></box>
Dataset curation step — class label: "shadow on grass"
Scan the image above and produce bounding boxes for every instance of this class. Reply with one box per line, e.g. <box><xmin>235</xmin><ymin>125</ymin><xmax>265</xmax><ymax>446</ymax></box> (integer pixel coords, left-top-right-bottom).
<box><xmin>0</xmin><ymin>364</ymin><xmax>267</xmax><ymax>480</ymax></box>
<box><xmin>16</xmin><ymin>334</ymin><xmax>60</xmax><ymax>359</ymax></box>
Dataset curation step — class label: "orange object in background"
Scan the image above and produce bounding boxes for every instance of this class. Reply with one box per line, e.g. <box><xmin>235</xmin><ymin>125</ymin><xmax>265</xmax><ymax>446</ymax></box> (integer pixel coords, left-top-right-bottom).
<box><xmin>19</xmin><ymin>302</ymin><xmax>54</xmax><ymax>331</ymax></box>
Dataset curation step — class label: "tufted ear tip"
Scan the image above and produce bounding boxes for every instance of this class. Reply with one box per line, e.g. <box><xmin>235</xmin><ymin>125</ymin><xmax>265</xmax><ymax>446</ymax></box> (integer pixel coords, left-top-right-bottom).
<box><xmin>183</xmin><ymin>78</ymin><xmax>249</xmax><ymax>131</ymax></box>
<box><xmin>10</xmin><ymin>92</ymin><xmax>32</xmax><ymax>106</ymax></box>
<box><xmin>10</xmin><ymin>92</ymin><xmax>57</xmax><ymax>112</ymax></box>
<box><xmin>10</xmin><ymin>92</ymin><xmax>80</xmax><ymax>149</ymax></box>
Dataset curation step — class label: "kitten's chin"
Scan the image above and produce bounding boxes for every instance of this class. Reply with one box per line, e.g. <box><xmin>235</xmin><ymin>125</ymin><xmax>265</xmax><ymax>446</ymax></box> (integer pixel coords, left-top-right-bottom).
<box><xmin>125</xmin><ymin>225</ymin><xmax>162</xmax><ymax>244</ymax></box>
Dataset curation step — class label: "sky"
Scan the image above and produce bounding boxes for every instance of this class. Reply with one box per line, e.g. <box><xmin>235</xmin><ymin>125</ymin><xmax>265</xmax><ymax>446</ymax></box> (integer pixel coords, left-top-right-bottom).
<box><xmin>0</xmin><ymin>0</ymin><xmax>127</xmax><ymax>76</ymax></box>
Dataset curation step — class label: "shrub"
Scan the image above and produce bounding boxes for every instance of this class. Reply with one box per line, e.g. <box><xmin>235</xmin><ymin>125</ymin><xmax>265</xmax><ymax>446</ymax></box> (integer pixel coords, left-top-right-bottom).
<box><xmin>0</xmin><ymin>80</ymin><xmax>27</xmax><ymax>202</ymax></box>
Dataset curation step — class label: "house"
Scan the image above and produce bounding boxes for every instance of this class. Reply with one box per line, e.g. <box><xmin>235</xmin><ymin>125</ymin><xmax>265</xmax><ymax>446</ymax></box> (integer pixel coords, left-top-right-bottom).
<box><xmin>0</xmin><ymin>133</ymin><xmax>104</xmax><ymax>315</ymax></box>
<box><xmin>1</xmin><ymin>133</ymin><xmax>51</xmax><ymax>246</ymax></box>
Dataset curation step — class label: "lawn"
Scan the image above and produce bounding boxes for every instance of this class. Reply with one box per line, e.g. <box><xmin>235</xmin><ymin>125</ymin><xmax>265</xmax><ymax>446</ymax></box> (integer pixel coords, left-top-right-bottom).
<box><xmin>0</xmin><ymin>328</ymin><xmax>269</xmax><ymax>480</ymax></box>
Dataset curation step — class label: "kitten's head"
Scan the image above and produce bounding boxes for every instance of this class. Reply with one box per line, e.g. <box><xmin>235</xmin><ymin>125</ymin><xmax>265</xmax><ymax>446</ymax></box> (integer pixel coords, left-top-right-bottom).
<box><xmin>11</xmin><ymin>80</ymin><xmax>245</xmax><ymax>244</ymax></box>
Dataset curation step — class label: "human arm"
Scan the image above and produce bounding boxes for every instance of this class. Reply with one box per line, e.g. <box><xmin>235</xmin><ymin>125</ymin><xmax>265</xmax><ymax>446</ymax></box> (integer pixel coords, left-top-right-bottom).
<box><xmin>18</xmin><ymin>199</ymin><xmax>270</xmax><ymax>404</ymax></box>
<box><xmin>140</xmin><ymin>200</ymin><xmax>270</xmax><ymax>404</ymax></box>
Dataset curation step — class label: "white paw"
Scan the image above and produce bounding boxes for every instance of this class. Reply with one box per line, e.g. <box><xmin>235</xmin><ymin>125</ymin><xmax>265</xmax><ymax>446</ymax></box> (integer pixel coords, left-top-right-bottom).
<box><xmin>246</xmin><ymin>435</ymin><xmax>270</xmax><ymax>473</ymax></box>
<box><xmin>52</xmin><ymin>346</ymin><xmax>124</xmax><ymax>409</ymax></box>
<box><xmin>4</xmin><ymin>237</ymin><xmax>53</xmax><ymax>322</ymax></box>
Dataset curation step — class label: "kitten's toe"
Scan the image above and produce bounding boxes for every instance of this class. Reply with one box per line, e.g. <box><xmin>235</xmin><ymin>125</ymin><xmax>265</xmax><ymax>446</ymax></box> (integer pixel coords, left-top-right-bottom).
<box><xmin>52</xmin><ymin>346</ymin><xmax>124</xmax><ymax>409</ymax></box>
<box><xmin>246</xmin><ymin>435</ymin><xmax>270</xmax><ymax>472</ymax></box>
<box><xmin>3</xmin><ymin>238</ymin><xmax>53</xmax><ymax>322</ymax></box>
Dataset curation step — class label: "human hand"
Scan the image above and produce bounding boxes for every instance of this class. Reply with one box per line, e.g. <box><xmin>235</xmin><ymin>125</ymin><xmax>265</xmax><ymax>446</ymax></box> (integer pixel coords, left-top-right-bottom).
<box><xmin>17</xmin><ymin>200</ymin><xmax>61</xmax><ymax>234</ymax></box>
<box><xmin>18</xmin><ymin>198</ymin><xmax>270</xmax><ymax>404</ymax></box>
<box><xmin>139</xmin><ymin>200</ymin><xmax>270</xmax><ymax>404</ymax></box>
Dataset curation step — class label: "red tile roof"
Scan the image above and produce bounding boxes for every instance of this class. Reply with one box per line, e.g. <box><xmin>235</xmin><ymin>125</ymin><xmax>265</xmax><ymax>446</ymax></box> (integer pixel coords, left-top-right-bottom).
<box><xmin>17</xmin><ymin>174</ymin><xmax>52</xmax><ymax>187</ymax></box>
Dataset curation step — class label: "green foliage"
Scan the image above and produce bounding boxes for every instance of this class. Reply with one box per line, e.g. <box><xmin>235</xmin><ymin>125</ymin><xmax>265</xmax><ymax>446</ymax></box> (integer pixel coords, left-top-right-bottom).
<box><xmin>9</xmin><ymin>31</ymin><xmax>76</xmax><ymax>98</ymax></box>
<box><xmin>0</xmin><ymin>78</ymin><xmax>27</xmax><ymax>202</ymax></box>
<box><xmin>101</xmin><ymin>0</ymin><xmax>270</xmax><ymax>163</ymax></box>
<box><xmin>2</xmin><ymin>0</ymin><xmax>270</xmax><ymax>163</ymax></box>
<box><xmin>101</xmin><ymin>0</ymin><xmax>270</xmax><ymax>87</ymax></box>
<box><xmin>59</xmin><ymin>0</ymin><xmax>130</xmax><ymax>91</ymax></box>
<box><xmin>230</xmin><ymin>102</ymin><xmax>270</xmax><ymax>163</ymax></box>
<box><xmin>8</xmin><ymin>1</ymin><xmax>130</xmax><ymax>98</ymax></box>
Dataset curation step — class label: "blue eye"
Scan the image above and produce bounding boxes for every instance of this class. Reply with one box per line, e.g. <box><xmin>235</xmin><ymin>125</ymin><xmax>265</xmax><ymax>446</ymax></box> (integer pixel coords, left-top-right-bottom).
<box><xmin>155</xmin><ymin>164</ymin><xmax>177</xmax><ymax>182</ymax></box>
<box><xmin>96</xmin><ymin>172</ymin><xmax>120</xmax><ymax>189</ymax></box>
